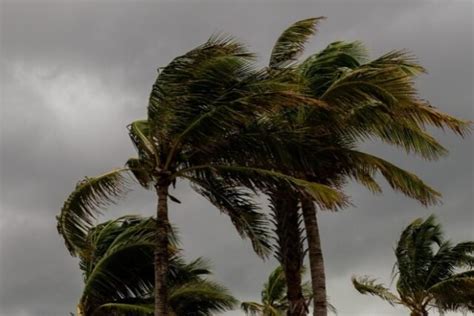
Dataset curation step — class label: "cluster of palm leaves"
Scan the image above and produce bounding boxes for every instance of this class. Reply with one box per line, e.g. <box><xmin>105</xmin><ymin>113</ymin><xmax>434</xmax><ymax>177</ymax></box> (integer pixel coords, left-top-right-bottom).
<box><xmin>57</xmin><ymin>17</ymin><xmax>471</xmax><ymax>316</ymax></box>
<box><xmin>75</xmin><ymin>215</ymin><xmax>237</xmax><ymax>315</ymax></box>
<box><xmin>353</xmin><ymin>215</ymin><xmax>474</xmax><ymax>315</ymax></box>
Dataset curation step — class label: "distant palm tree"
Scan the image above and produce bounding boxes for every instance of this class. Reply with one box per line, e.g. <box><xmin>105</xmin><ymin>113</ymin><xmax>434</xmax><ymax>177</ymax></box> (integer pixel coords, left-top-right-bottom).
<box><xmin>75</xmin><ymin>216</ymin><xmax>237</xmax><ymax>316</ymax></box>
<box><xmin>353</xmin><ymin>215</ymin><xmax>474</xmax><ymax>316</ymax></box>
<box><xmin>57</xmin><ymin>36</ymin><xmax>346</xmax><ymax>316</ymax></box>
<box><xmin>241</xmin><ymin>266</ymin><xmax>335</xmax><ymax>316</ymax></box>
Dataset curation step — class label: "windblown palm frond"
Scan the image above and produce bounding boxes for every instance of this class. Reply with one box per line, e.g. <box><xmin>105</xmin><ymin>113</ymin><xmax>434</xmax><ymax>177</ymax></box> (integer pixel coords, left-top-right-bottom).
<box><xmin>92</xmin><ymin>303</ymin><xmax>153</xmax><ymax>316</ymax></box>
<box><xmin>353</xmin><ymin>215</ymin><xmax>474</xmax><ymax>315</ymax></box>
<box><xmin>185</xmin><ymin>173</ymin><xmax>271</xmax><ymax>258</ymax></box>
<box><xmin>57</xmin><ymin>169</ymin><xmax>129</xmax><ymax>256</ymax></box>
<box><xmin>344</xmin><ymin>150</ymin><xmax>441</xmax><ymax>205</ymax></box>
<box><xmin>270</xmin><ymin>17</ymin><xmax>325</xmax><ymax>68</ymax></box>
<box><xmin>169</xmin><ymin>280</ymin><xmax>238</xmax><ymax>315</ymax></box>
<box><xmin>352</xmin><ymin>277</ymin><xmax>400</xmax><ymax>306</ymax></box>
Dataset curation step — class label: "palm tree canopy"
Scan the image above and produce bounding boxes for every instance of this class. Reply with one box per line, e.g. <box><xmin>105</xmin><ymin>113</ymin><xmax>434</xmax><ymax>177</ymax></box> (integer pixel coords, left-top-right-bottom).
<box><xmin>76</xmin><ymin>216</ymin><xmax>237</xmax><ymax>316</ymax></box>
<box><xmin>57</xmin><ymin>34</ymin><xmax>353</xmax><ymax>260</ymax></box>
<box><xmin>353</xmin><ymin>215</ymin><xmax>474</xmax><ymax>314</ymax></box>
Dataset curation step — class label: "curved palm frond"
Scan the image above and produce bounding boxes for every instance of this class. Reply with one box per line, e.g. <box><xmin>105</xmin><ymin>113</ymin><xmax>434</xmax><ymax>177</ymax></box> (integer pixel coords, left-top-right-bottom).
<box><xmin>129</xmin><ymin>120</ymin><xmax>156</xmax><ymax>160</ymax></box>
<box><xmin>81</xmin><ymin>218</ymin><xmax>157</xmax><ymax>307</ymax></box>
<box><xmin>169</xmin><ymin>280</ymin><xmax>238</xmax><ymax>315</ymax></box>
<box><xmin>57</xmin><ymin>168</ymin><xmax>130</xmax><ymax>256</ymax></box>
<box><xmin>269</xmin><ymin>17</ymin><xmax>325</xmax><ymax>68</ymax></box>
<box><xmin>184</xmin><ymin>173</ymin><xmax>271</xmax><ymax>258</ymax></box>
<box><xmin>428</xmin><ymin>276</ymin><xmax>474</xmax><ymax>312</ymax></box>
<box><xmin>345</xmin><ymin>150</ymin><xmax>441</xmax><ymax>205</ymax></box>
<box><xmin>179</xmin><ymin>164</ymin><xmax>349</xmax><ymax>211</ymax></box>
<box><xmin>92</xmin><ymin>302</ymin><xmax>153</xmax><ymax>316</ymax></box>
<box><xmin>299</xmin><ymin>40</ymin><xmax>369</xmax><ymax>96</ymax></box>
<box><xmin>241</xmin><ymin>301</ymin><xmax>265</xmax><ymax>316</ymax></box>
<box><xmin>147</xmin><ymin>34</ymin><xmax>255</xmax><ymax>140</ymax></box>
<box><xmin>352</xmin><ymin>276</ymin><xmax>401</xmax><ymax>306</ymax></box>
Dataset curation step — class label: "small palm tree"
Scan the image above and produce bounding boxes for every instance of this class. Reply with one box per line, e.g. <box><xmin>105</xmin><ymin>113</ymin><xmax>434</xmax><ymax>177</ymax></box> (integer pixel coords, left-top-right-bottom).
<box><xmin>353</xmin><ymin>215</ymin><xmax>474</xmax><ymax>316</ymax></box>
<box><xmin>75</xmin><ymin>215</ymin><xmax>237</xmax><ymax>315</ymax></box>
<box><xmin>241</xmin><ymin>266</ymin><xmax>335</xmax><ymax>316</ymax></box>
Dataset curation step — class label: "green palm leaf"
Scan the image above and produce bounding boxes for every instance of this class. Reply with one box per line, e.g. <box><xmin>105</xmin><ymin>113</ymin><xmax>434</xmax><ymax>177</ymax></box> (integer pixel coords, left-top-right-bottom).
<box><xmin>57</xmin><ymin>169</ymin><xmax>129</xmax><ymax>255</ymax></box>
<box><xmin>352</xmin><ymin>276</ymin><xmax>401</xmax><ymax>306</ymax></box>
<box><xmin>270</xmin><ymin>17</ymin><xmax>325</xmax><ymax>68</ymax></box>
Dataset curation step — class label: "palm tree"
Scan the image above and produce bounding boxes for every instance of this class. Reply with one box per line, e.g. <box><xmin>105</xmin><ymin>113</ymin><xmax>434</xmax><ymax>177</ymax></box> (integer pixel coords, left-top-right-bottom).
<box><xmin>231</xmin><ymin>18</ymin><xmax>471</xmax><ymax>315</ymax></box>
<box><xmin>241</xmin><ymin>266</ymin><xmax>288</xmax><ymax>316</ymax></box>
<box><xmin>57</xmin><ymin>35</ymin><xmax>347</xmax><ymax>316</ymax></box>
<box><xmin>241</xmin><ymin>266</ymin><xmax>335</xmax><ymax>316</ymax></box>
<box><xmin>74</xmin><ymin>215</ymin><xmax>237</xmax><ymax>315</ymax></box>
<box><xmin>353</xmin><ymin>215</ymin><xmax>474</xmax><ymax>315</ymax></box>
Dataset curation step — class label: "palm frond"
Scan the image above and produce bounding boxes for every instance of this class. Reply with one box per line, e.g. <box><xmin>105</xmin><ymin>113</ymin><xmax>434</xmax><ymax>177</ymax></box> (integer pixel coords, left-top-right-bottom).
<box><xmin>184</xmin><ymin>173</ymin><xmax>272</xmax><ymax>258</ymax></box>
<box><xmin>352</xmin><ymin>276</ymin><xmax>401</xmax><ymax>306</ymax></box>
<box><xmin>126</xmin><ymin>157</ymin><xmax>153</xmax><ymax>189</ymax></box>
<box><xmin>270</xmin><ymin>17</ymin><xmax>325</xmax><ymax>68</ymax></box>
<box><xmin>262</xmin><ymin>266</ymin><xmax>287</xmax><ymax>305</ymax></box>
<box><xmin>241</xmin><ymin>301</ymin><xmax>265</xmax><ymax>316</ymax></box>
<box><xmin>179</xmin><ymin>164</ymin><xmax>348</xmax><ymax>211</ymax></box>
<box><xmin>346</xmin><ymin>150</ymin><xmax>441</xmax><ymax>205</ymax></box>
<box><xmin>81</xmin><ymin>220</ymin><xmax>157</xmax><ymax>305</ymax></box>
<box><xmin>429</xmin><ymin>276</ymin><xmax>474</xmax><ymax>312</ymax></box>
<box><xmin>169</xmin><ymin>280</ymin><xmax>238</xmax><ymax>315</ymax></box>
<box><xmin>57</xmin><ymin>169</ymin><xmax>129</xmax><ymax>256</ymax></box>
<box><xmin>148</xmin><ymin>34</ymin><xmax>255</xmax><ymax>140</ymax></box>
<box><xmin>128</xmin><ymin>120</ymin><xmax>156</xmax><ymax>161</ymax></box>
<box><xmin>395</xmin><ymin>215</ymin><xmax>443</xmax><ymax>295</ymax></box>
<box><xmin>343</xmin><ymin>103</ymin><xmax>449</xmax><ymax>160</ymax></box>
<box><xmin>92</xmin><ymin>302</ymin><xmax>153</xmax><ymax>315</ymax></box>
<box><xmin>299</xmin><ymin>40</ymin><xmax>369</xmax><ymax>96</ymax></box>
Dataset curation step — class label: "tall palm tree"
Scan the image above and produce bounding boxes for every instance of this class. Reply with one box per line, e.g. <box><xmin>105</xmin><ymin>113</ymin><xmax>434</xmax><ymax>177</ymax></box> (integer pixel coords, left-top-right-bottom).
<box><xmin>353</xmin><ymin>215</ymin><xmax>474</xmax><ymax>316</ymax></box>
<box><xmin>57</xmin><ymin>35</ymin><xmax>347</xmax><ymax>316</ymax></box>
<box><xmin>230</xmin><ymin>17</ymin><xmax>471</xmax><ymax>315</ymax></box>
<box><xmin>74</xmin><ymin>215</ymin><xmax>237</xmax><ymax>316</ymax></box>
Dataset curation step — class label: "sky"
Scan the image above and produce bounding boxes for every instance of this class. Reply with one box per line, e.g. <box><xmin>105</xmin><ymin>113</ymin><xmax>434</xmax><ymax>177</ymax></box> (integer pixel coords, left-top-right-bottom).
<box><xmin>0</xmin><ymin>1</ymin><xmax>473</xmax><ymax>315</ymax></box>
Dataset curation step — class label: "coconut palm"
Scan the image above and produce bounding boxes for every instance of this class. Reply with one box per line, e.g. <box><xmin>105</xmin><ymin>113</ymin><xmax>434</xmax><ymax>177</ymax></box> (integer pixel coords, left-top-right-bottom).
<box><xmin>226</xmin><ymin>17</ymin><xmax>471</xmax><ymax>315</ymax></box>
<box><xmin>57</xmin><ymin>35</ymin><xmax>347</xmax><ymax>316</ymax></box>
<box><xmin>241</xmin><ymin>266</ymin><xmax>335</xmax><ymax>316</ymax></box>
<box><xmin>74</xmin><ymin>215</ymin><xmax>237</xmax><ymax>316</ymax></box>
<box><xmin>241</xmin><ymin>266</ymin><xmax>288</xmax><ymax>316</ymax></box>
<box><xmin>353</xmin><ymin>215</ymin><xmax>474</xmax><ymax>315</ymax></box>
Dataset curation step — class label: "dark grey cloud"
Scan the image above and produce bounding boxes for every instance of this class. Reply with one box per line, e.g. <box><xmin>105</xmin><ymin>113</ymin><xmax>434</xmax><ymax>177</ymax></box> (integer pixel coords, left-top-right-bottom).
<box><xmin>0</xmin><ymin>1</ymin><xmax>472</xmax><ymax>316</ymax></box>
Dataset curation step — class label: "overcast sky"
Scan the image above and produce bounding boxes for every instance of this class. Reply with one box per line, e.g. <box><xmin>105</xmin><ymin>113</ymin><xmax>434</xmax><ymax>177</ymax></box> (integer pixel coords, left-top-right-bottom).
<box><xmin>0</xmin><ymin>1</ymin><xmax>473</xmax><ymax>315</ymax></box>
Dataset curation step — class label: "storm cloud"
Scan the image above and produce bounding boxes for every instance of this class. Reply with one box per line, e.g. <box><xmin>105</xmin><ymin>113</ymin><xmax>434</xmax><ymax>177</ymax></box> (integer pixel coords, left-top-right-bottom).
<box><xmin>0</xmin><ymin>1</ymin><xmax>472</xmax><ymax>315</ymax></box>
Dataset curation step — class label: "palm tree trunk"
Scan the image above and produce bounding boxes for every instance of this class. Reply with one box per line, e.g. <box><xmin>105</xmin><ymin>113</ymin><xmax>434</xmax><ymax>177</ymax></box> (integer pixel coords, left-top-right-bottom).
<box><xmin>271</xmin><ymin>190</ymin><xmax>307</xmax><ymax>316</ymax></box>
<box><xmin>301</xmin><ymin>197</ymin><xmax>327</xmax><ymax>316</ymax></box>
<box><xmin>155</xmin><ymin>184</ymin><xmax>169</xmax><ymax>316</ymax></box>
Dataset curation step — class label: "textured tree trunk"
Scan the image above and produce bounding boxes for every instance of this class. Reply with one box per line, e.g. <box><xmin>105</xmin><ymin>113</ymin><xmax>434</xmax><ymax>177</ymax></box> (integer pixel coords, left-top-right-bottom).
<box><xmin>301</xmin><ymin>197</ymin><xmax>326</xmax><ymax>316</ymax></box>
<box><xmin>271</xmin><ymin>190</ymin><xmax>308</xmax><ymax>316</ymax></box>
<box><xmin>155</xmin><ymin>185</ymin><xmax>169</xmax><ymax>316</ymax></box>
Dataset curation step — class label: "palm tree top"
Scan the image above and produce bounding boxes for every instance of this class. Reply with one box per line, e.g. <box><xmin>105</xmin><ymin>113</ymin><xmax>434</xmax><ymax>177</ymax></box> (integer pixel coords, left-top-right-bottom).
<box><xmin>353</xmin><ymin>215</ymin><xmax>474</xmax><ymax>315</ymax></box>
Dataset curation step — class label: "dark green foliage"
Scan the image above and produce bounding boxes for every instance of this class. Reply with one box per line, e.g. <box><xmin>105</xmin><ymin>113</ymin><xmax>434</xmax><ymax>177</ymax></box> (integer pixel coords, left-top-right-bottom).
<box><xmin>76</xmin><ymin>216</ymin><xmax>237</xmax><ymax>315</ymax></box>
<box><xmin>353</xmin><ymin>215</ymin><xmax>474</xmax><ymax>314</ymax></box>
